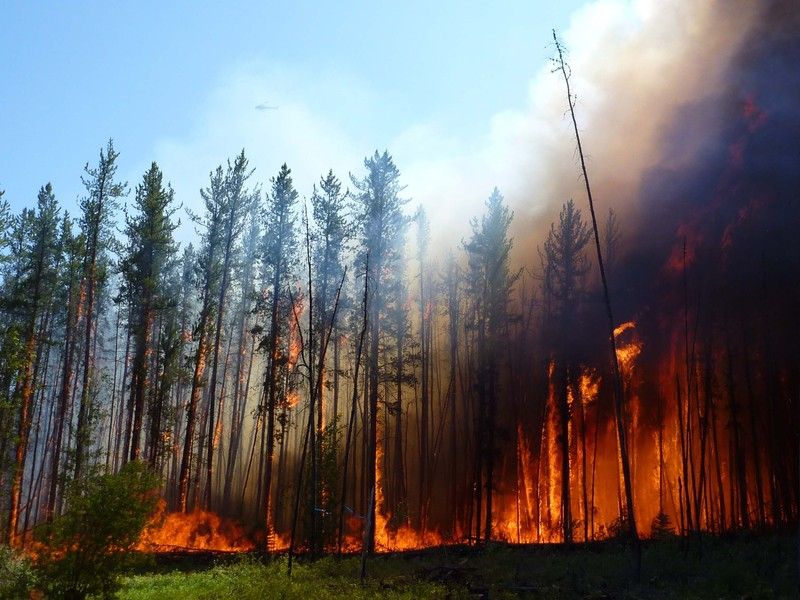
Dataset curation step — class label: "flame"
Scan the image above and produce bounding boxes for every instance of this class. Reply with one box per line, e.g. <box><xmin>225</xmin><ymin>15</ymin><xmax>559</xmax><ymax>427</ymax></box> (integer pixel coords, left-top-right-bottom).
<box><xmin>373</xmin><ymin>426</ymin><xmax>444</xmax><ymax>551</ymax></box>
<box><xmin>287</xmin><ymin>296</ymin><xmax>303</xmax><ymax>368</ymax></box>
<box><xmin>285</xmin><ymin>389</ymin><xmax>301</xmax><ymax>409</ymax></box>
<box><xmin>614</xmin><ymin>321</ymin><xmax>642</xmax><ymax>374</ymax></box>
<box><xmin>137</xmin><ymin>500</ymin><xmax>254</xmax><ymax>553</ymax></box>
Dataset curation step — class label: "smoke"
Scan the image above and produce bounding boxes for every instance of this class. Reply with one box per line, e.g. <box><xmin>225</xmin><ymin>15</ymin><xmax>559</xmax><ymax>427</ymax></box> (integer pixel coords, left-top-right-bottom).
<box><xmin>146</xmin><ymin>0</ymin><xmax>785</xmax><ymax>270</ymax></box>
<box><xmin>495</xmin><ymin>0</ymin><xmax>766</xmax><ymax>266</ymax></box>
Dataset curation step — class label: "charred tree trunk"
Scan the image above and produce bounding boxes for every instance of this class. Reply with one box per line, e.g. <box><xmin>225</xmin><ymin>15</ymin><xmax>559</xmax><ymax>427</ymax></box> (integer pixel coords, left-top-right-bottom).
<box><xmin>553</xmin><ymin>31</ymin><xmax>639</xmax><ymax>556</ymax></box>
<box><xmin>338</xmin><ymin>258</ymin><xmax>369</xmax><ymax>556</ymax></box>
<box><xmin>178</xmin><ymin>302</ymin><xmax>213</xmax><ymax>512</ymax></box>
<box><xmin>129</xmin><ymin>299</ymin><xmax>154</xmax><ymax>462</ymax></box>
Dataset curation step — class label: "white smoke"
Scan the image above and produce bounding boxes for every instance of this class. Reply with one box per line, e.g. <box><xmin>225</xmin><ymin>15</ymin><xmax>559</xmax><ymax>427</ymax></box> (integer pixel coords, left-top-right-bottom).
<box><xmin>146</xmin><ymin>1</ymin><xmax>763</xmax><ymax>260</ymax></box>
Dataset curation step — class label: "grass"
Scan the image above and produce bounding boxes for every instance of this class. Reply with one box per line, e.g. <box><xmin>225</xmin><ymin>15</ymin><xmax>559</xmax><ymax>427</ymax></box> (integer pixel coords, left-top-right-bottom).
<box><xmin>118</xmin><ymin>534</ymin><xmax>798</xmax><ymax>599</ymax></box>
<box><xmin>120</xmin><ymin>556</ymin><xmax>454</xmax><ymax>599</ymax></box>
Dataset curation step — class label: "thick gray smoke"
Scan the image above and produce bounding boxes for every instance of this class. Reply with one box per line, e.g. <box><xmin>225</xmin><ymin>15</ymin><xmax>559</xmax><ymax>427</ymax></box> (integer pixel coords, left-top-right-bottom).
<box><xmin>486</xmin><ymin>0</ymin><xmax>771</xmax><ymax>266</ymax></box>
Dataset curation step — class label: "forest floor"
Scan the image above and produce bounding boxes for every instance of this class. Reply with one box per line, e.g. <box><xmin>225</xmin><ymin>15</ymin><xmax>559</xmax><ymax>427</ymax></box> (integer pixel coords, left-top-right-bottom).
<box><xmin>120</xmin><ymin>533</ymin><xmax>797</xmax><ymax>599</ymax></box>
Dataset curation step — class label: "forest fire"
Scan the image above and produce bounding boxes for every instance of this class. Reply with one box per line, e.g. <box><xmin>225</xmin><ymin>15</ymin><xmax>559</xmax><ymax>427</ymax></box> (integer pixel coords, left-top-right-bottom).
<box><xmin>137</xmin><ymin>501</ymin><xmax>255</xmax><ymax>553</ymax></box>
<box><xmin>1</xmin><ymin>7</ymin><xmax>798</xmax><ymax>596</ymax></box>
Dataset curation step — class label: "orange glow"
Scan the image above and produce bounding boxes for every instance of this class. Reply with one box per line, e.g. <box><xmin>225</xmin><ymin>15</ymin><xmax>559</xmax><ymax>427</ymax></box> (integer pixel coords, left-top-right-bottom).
<box><xmin>285</xmin><ymin>389</ymin><xmax>301</xmax><ymax>409</ymax></box>
<box><xmin>614</xmin><ymin>321</ymin><xmax>641</xmax><ymax>374</ymax></box>
<box><xmin>137</xmin><ymin>500</ymin><xmax>254</xmax><ymax>553</ymax></box>
<box><xmin>373</xmin><ymin>427</ymin><xmax>444</xmax><ymax>551</ymax></box>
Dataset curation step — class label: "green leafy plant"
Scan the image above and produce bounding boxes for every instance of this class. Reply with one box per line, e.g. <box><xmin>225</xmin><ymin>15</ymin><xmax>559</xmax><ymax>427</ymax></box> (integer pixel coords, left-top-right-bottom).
<box><xmin>0</xmin><ymin>544</ymin><xmax>37</xmax><ymax>599</ymax></box>
<box><xmin>35</xmin><ymin>460</ymin><xmax>160</xmax><ymax>599</ymax></box>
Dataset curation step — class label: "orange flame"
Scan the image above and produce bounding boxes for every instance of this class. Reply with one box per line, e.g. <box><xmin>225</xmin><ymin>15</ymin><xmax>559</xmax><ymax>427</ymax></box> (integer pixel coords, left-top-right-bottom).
<box><xmin>137</xmin><ymin>500</ymin><xmax>254</xmax><ymax>553</ymax></box>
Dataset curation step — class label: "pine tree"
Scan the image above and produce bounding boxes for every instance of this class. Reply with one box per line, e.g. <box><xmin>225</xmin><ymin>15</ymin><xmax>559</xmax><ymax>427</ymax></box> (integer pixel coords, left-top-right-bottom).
<box><xmin>415</xmin><ymin>207</ymin><xmax>431</xmax><ymax>529</ymax></box>
<box><xmin>464</xmin><ymin>188</ymin><xmax>514</xmax><ymax>542</ymax></box>
<box><xmin>46</xmin><ymin>215</ymin><xmax>84</xmax><ymax>520</ymax></box>
<box><xmin>121</xmin><ymin>162</ymin><xmax>179</xmax><ymax>464</ymax></box>
<box><xmin>309</xmin><ymin>170</ymin><xmax>351</xmax><ymax>535</ymax></box>
<box><xmin>74</xmin><ymin>140</ymin><xmax>127</xmax><ymax>480</ymax></box>
<box><xmin>203</xmin><ymin>151</ymin><xmax>256</xmax><ymax>510</ymax></box>
<box><xmin>259</xmin><ymin>163</ymin><xmax>298</xmax><ymax>546</ymax></box>
<box><xmin>351</xmin><ymin>151</ymin><xmax>408</xmax><ymax>553</ymax></box>
<box><xmin>6</xmin><ymin>184</ymin><xmax>61</xmax><ymax>544</ymax></box>
<box><xmin>222</xmin><ymin>215</ymin><xmax>261</xmax><ymax>510</ymax></box>
<box><xmin>178</xmin><ymin>166</ymin><xmax>225</xmax><ymax>511</ymax></box>
<box><xmin>543</xmin><ymin>199</ymin><xmax>591</xmax><ymax>544</ymax></box>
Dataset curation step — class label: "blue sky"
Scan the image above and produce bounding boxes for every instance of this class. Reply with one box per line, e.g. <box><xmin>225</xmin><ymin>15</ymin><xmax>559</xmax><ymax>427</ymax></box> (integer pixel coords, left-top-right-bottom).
<box><xmin>1</xmin><ymin>1</ymin><xmax>583</xmax><ymax>220</ymax></box>
<box><xmin>2</xmin><ymin>1</ymin><xmax>746</xmax><ymax>248</ymax></box>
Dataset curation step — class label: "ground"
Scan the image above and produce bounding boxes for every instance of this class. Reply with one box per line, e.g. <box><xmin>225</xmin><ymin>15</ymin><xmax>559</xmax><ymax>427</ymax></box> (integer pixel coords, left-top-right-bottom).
<box><xmin>120</xmin><ymin>534</ymin><xmax>797</xmax><ymax>599</ymax></box>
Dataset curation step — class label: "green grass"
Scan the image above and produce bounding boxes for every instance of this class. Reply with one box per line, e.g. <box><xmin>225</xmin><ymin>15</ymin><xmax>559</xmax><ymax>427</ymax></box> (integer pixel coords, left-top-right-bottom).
<box><xmin>118</xmin><ymin>534</ymin><xmax>798</xmax><ymax>599</ymax></box>
<box><xmin>119</xmin><ymin>556</ymin><xmax>455</xmax><ymax>599</ymax></box>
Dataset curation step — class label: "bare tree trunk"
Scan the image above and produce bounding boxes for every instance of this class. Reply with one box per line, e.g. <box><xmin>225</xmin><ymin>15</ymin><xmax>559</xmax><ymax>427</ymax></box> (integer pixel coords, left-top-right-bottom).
<box><xmin>205</xmin><ymin>230</ymin><xmax>236</xmax><ymax>510</ymax></box>
<box><xmin>129</xmin><ymin>300</ymin><xmax>154</xmax><ymax>462</ymax></box>
<box><xmin>47</xmin><ymin>284</ymin><xmax>80</xmax><ymax>521</ymax></box>
<box><xmin>8</xmin><ymin>338</ymin><xmax>38</xmax><ymax>546</ymax></box>
<box><xmin>178</xmin><ymin>306</ymin><xmax>212</xmax><ymax>512</ymax></box>
<box><xmin>338</xmin><ymin>258</ymin><xmax>369</xmax><ymax>557</ymax></box>
<box><xmin>553</xmin><ymin>29</ymin><xmax>639</xmax><ymax>563</ymax></box>
<box><xmin>262</xmin><ymin>267</ymin><xmax>282</xmax><ymax>548</ymax></box>
<box><xmin>418</xmin><ymin>267</ymin><xmax>429</xmax><ymax>532</ymax></box>
<box><xmin>366</xmin><ymin>250</ymin><xmax>383</xmax><ymax>555</ymax></box>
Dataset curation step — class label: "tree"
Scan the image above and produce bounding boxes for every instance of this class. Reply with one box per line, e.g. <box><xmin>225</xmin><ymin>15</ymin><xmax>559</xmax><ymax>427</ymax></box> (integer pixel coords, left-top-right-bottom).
<box><xmin>442</xmin><ymin>252</ymin><xmax>461</xmax><ymax>534</ymax></box>
<box><xmin>35</xmin><ymin>461</ymin><xmax>159</xmax><ymax>600</ymax></box>
<box><xmin>259</xmin><ymin>163</ymin><xmax>298</xmax><ymax>545</ymax></box>
<box><xmin>178</xmin><ymin>165</ymin><xmax>225</xmax><ymax>511</ymax></box>
<box><xmin>464</xmin><ymin>188</ymin><xmax>514</xmax><ymax>542</ymax></box>
<box><xmin>309</xmin><ymin>170</ymin><xmax>351</xmax><ymax>533</ymax></box>
<box><xmin>46</xmin><ymin>215</ymin><xmax>85</xmax><ymax>521</ymax></box>
<box><xmin>552</xmin><ymin>30</ymin><xmax>640</xmax><ymax>555</ymax></box>
<box><xmin>74</xmin><ymin>140</ymin><xmax>127</xmax><ymax>481</ymax></box>
<box><xmin>203</xmin><ymin>151</ymin><xmax>256</xmax><ymax>510</ymax></box>
<box><xmin>351</xmin><ymin>151</ymin><xmax>408</xmax><ymax>553</ymax></box>
<box><xmin>6</xmin><ymin>184</ymin><xmax>61</xmax><ymax>544</ymax></box>
<box><xmin>222</xmin><ymin>215</ymin><xmax>261</xmax><ymax>510</ymax></box>
<box><xmin>543</xmin><ymin>198</ymin><xmax>591</xmax><ymax>543</ymax></box>
<box><xmin>121</xmin><ymin>162</ymin><xmax>178</xmax><ymax>464</ymax></box>
<box><xmin>414</xmin><ymin>206</ymin><xmax>431</xmax><ymax>529</ymax></box>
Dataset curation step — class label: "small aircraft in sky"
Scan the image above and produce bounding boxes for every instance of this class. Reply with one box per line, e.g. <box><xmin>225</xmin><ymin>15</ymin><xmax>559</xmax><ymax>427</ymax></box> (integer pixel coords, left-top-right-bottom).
<box><xmin>255</xmin><ymin>101</ymin><xmax>279</xmax><ymax>111</ymax></box>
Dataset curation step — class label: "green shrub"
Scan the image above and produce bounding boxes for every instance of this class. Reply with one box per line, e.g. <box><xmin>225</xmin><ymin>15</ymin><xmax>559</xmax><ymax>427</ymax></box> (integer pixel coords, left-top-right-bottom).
<box><xmin>0</xmin><ymin>544</ymin><xmax>37</xmax><ymax>599</ymax></box>
<box><xmin>35</xmin><ymin>461</ymin><xmax>160</xmax><ymax>600</ymax></box>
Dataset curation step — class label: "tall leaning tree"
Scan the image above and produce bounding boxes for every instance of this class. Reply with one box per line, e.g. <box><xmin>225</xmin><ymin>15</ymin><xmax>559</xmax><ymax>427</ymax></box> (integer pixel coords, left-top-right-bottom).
<box><xmin>74</xmin><ymin>140</ymin><xmax>127</xmax><ymax>481</ymax></box>
<box><xmin>552</xmin><ymin>31</ymin><xmax>640</xmax><ymax>559</ymax></box>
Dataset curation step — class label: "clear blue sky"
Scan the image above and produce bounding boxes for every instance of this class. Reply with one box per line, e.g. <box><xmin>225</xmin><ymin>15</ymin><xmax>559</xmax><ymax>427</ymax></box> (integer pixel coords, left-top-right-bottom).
<box><xmin>1</xmin><ymin>1</ymin><xmax>584</xmax><ymax>216</ymax></box>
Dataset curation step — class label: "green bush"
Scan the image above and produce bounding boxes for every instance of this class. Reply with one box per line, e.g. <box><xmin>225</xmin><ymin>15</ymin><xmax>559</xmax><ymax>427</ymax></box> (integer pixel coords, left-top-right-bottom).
<box><xmin>35</xmin><ymin>461</ymin><xmax>160</xmax><ymax>600</ymax></box>
<box><xmin>0</xmin><ymin>544</ymin><xmax>37</xmax><ymax>599</ymax></box>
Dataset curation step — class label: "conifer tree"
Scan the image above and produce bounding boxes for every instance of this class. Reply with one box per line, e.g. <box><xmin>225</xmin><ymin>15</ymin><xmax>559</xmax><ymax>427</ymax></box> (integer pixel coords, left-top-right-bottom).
<box><xmin>121</xmin><ymin>163</ymin><xmax>179</xmax><ymax>463</ymax></box>
<box><xmin>259</xmin><ymin>163</ymin><xmax>298</xmax><ymax>544</ymax></box>
<box><xmin>178</xmin><ymin>166</ymin><xmax>225</xmax><ymax>511</ymax></box>
<box><xmin>74</xmin><ymin>141</ymin><xmax>127</xmax><ymax>480</ymax></box>
<box><xmin>6</xmin><ymin>184</ymin><xmax>61</xmax><ymax>544</ymax></box>
<box><xmin>351</xmin><ymin>151</ymin><xmax>408</xmax><ymax>553</ymax></box>
<box><xmin>543</xmin><ymin>198</ymin><xmax>591</xmax><ymax>543</ymax></box>
<box><xmin>464</xmin><ymin>188</ymin><xmax>514</xmax><ymax>542</ymax></box>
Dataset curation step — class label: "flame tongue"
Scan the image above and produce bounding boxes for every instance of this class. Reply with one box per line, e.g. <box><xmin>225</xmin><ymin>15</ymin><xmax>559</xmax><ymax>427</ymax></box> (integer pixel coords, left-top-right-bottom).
<box><xmin>137</xmin><ymin>500</ymin><xmax>254</xmax><ymax>553</ymax></box>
